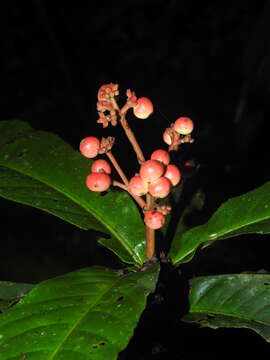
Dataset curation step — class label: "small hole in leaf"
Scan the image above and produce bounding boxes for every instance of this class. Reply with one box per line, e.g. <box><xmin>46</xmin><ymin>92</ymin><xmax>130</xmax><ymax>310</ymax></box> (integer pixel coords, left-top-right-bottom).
<box><xmin>99</xmin><ymin>341</ymin><xmax>106</xmax><ymax>346</ymax></box>
<box><xmin>92</xmin><ymin>344</ymin><xmax>98</xmax><ymax>349</ymax></box>
<box><xmin>264</xmin><ymin>282</ymin><xmax>270</xmax><ymax>286</ymax></box>
<box><xmin>117</xmin><ymin>295</ymin><xmax>124</xmax><ymax>302</ymax></box>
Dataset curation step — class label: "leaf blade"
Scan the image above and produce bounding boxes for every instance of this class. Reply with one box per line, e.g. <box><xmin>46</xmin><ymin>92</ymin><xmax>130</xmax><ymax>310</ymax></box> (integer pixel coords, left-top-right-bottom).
<box><xmin>0</xmin><ymin>120</ymin><xmax>146</xmax><ymax>265</ymax></box>
<box><xmin>184</xmin><ymin>274</ymin><xmax>270</xmax><ymax>342</ymax></box>
<box><xmin>169</xmin><ymin>181</ymin><xmax>270</xmax><ymax>265</ymax></box>
<box><xmin>0</xmin><ymin>265</ymin><xmax>160</xmax><ymax>359</ymax></box>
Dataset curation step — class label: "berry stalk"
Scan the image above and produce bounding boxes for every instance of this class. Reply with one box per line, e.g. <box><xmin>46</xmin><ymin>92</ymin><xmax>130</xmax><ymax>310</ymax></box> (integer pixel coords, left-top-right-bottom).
<box><xmin>106</xmin><ymin>151</ymin><xmax>129</xmax><ymax>186</ymax></box>
<box><xmin>111</xmin><ymin>97</ymin><xmax>146</xmax><ymax>164</ymax></box>
<box><xmin>113</xmin><ymin>181</ymin><xmax>146</xmax><ymax>209</ymax></box>
<box><xmin>145</xmin><ymin>193</ymin><xmax>155</xmax><ymax>260</ymax></box>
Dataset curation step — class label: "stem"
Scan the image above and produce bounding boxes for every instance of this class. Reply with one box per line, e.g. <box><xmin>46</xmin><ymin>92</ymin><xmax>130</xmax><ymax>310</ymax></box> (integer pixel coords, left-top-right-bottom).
<box><xmin>111</xmin><ymin>97</ymin><xmax>145</xmax><ymax>164</ymax></box>
<box><xmin>145</xmin><ymin>193</ymin><xmax>155</xmax><ymax>260</ymax></box>
<box><xmin>119</xmin><ymin>114</ymin><xmax>145</xmax><ymax>164</ymax></box>
<box><xmin>113</xmin><ymin>181</ymin><xmax>146</xmax><ymax>209</ymax></box>
<box><xmin>106</xmin><ymin>151</ymin><xmax>129</xmax><ymax>186</ymax></box>
<box><xmin>111</xmin><ymin>96</ymin><xmax>155</xmax><ymax>260</ymax></box>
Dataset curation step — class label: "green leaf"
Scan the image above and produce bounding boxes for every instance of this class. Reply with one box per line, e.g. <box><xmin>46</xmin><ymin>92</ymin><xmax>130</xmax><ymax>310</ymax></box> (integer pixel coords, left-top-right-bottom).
<box><xmin>0</xmin><ymin>264</ymin><xmax>159</xmax><ymax>359</ymax></box>
<box><xmin>183</xmin><ymin>274</ymin><xmax>270</xmax><ymax>342</ymax></box>
<box><xmin>169</xmin><ymin>181</ymin><xmax>270</xmax><ymax>266</ymax></box>
<box><xmin>0</xmin><ymin>120</ymin><xmax>146</xmax><ymax>266</ymax></box>
<box><xmin>0</xmin><ymin>281</ymin><xmax>34</xmax><ymax>313</ymax></box>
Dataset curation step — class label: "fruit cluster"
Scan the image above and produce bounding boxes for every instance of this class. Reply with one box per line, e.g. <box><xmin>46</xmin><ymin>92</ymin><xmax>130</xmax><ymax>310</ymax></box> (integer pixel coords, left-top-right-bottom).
<box><xmin>79</xmin><ymin>136</ymin><xmax>112</xmax><ymax>192</ymax></box>
<box><xmin>163</xmin><ymin>116</ymin><xmax>194</xmax><ymax>151</ymax></box>
<box><xmin>79</xmin><ymin>83</ymin><xmax>194</xmax><ymax>259</ymax></box>
<box><xmin>129</xmin><ymin>149</ymin><xmax>181</xmax><ymax>229</ymax></box>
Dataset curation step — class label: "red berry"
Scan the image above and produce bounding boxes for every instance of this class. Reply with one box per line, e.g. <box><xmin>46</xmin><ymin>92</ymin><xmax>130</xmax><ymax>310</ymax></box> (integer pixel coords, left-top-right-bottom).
<box><xmin>163</xmin><ymin>130</ymin><xmax>172</xmax><ymax>145</ymax></box>
<box><xmin>129</xmin><ymin>175</ymin><xmax>148</xmax><ymax>196</ymax></box>
<box><xmin>133</xmin><ymin>97</ymin><xmax>153</xmax><ymax>119</ymax></box>
<box><xmin>164</xmin><ymin>164</ymin><xmax>181</xmax><ymax>186</ymax></box>
<box><xmin>80</xmin><ymin>137</ymin><xmax>100</xmax><ymax>158</ymax></box>
<box><xmin>86</xmin><ymin>172</ymin><xmax>111</xmax><ymax>192</ymax></box>
<box><xmin>140</xmin><ymin>160</ymin><xmax>164</xmax><ymax>183</ymax></box>
<box><xmin>151</xmin><ymin>149</ymin><xmax>170</xmax><ymax>166</ymax></box>
<box><xmin>144</xmin><ymin>210</ymin><xmax>165</xmax><ymax>230</ymax></box>
<box><xmin>173</xmin><ymin>117</ymin><xmax>194</xmax><ymax>135</ymax></box>
<box><xmin>148</xmin><ymin>176</ymin><xmax>171</xmax><ymax>198</ymax></box>
<box><xmin>91</xmin><ymin>159</ymin><xmax>111</xmax><ymax>174</ymax></box>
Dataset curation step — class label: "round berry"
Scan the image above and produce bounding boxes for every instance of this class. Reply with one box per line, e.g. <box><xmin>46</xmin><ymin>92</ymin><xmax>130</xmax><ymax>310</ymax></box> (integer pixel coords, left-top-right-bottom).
<box><xmin>133</xmin><ymin>97</ymin><xmax>153</xmax><ymax>119</ymax></box>
<box><xmin>164</xmin><ymin>164</ymin><xmax>181</xmax><ymax>186</ymax></box>
<box><xmin>173</xmin><ymin>117</ymin><xmax>194</xmax><ymax>135</ymax></box>
<box><xmin>140</xmin><ymin>160</ymin><xmax>164</xmax><ymax>183</ymax></box>
<box><xmin>148</xmin><ymin>176</ymin><xmax>171</xmax><ymax>198</ymax></box>
<box><xmin>86</xmin><ymin>172</ymin><xmax>111</xmax><ymax>192</ymax></box>
<box><xmin>151</xmin><ymin>149</ymin><xmax>170</xmax><ymax>166</ymax></box>
<box><xmin>129</xmin><ymin>175</ymin><xmax>148</xmax><ymax>196</ymax></box>
<box><xmin>163</xmin><ymin>130</ymin><xmax>172</xmax><ymax>145</ymax></box>
<box><xmin>144</xmin><ymin>210</ymin><xmax>165</xmax><ymax>230</ymax></box>
<box><xmin>91</xmin><ymin>159</ymin><xmax>111</xmax><ymax>174</ymax></box>
<box><xmin>80</xmin><ymin>137</ymin><xmax>100</xmax><ymax>158</ymax></box>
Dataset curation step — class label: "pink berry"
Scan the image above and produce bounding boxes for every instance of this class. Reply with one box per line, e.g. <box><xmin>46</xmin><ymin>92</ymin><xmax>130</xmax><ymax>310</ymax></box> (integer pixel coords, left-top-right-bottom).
<box><xmin>144</xmin><ymin>210</ymin><xmax>165</xmax><ymax>230</ymax></box>
<box><xmin>173</xmin><ymin>117</ymin><xmax>194</xmax><ymax>135</ymax></box>
<box><xmin>163</xmin><ymin>130</ymin><xmax>172</xmax><ymax>145</ymax></box>
<box><xmin>140</xmin><ymin>160</ymin><xmax>164</xmax><ymax>183</ymax></box>
<box><xmin>91</xmin><ymin>159</ymin><xmax>111</xmax><ymax>174</ymax></box>
<box><xmin>151</xmin><ymin>149</ymin><xmax>170</xmax><ymax>166</ymax></box>
<box><xmin>164</xmin><ymin>164</ymin><xmax>181</xmax><ymax>186</ymax></box>
<box><xmin>86</xmin><ymin>172</ymin><xmax>111</xmax><ymax>192</ymax></box>
<box><xmin>148</xmin><ymin>176</ymin><xmax>171</xmax><ymax>198</ymax></box>
<box><xmin>80</xmin><ymin>137</ymin><xmax>100</xmax><ymax>158</ymax></box>
<box><xmin>129</xmin><ymin>175</ymin><xmax>148</xmax><ymax>196</ymax></box>
<box><xmin>133</xmin><ymin>97</ymin><xmax>153</xmax><ymax>119</ymax></box>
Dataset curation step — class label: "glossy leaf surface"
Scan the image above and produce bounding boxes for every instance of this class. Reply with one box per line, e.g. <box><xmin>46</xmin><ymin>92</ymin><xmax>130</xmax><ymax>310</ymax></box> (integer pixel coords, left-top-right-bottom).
<box><xmin>169</xmin><ymin>182</ymin><xmax>270</xmax><ymax>265</ymax></box>
<box><xmin>0</xmin><ymin>264</ymin><xmax>159</xmax><ymax>359</ymax></box>
<box><xmin>184</xmin><ymin>274</ymin><xmax>270</xmax><ymax>342</ymax></box>
<box><xmin>0</xmin><ymin>120</ymin><xmax>146</xmax><ymax>265</ymax></box>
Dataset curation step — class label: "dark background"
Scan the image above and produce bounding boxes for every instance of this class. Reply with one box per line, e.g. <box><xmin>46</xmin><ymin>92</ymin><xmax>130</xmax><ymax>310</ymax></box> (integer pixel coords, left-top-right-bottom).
<box><xmin>1</xmin><ymin>0</ymin><xmax>270</xmax><ymax>358</ymax></box>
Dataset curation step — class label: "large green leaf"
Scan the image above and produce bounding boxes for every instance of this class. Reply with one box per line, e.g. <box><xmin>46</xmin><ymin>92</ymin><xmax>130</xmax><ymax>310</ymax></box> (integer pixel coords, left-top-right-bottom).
<box><xmin>183</xmin><ymin>274</ymin><xmax>270</xmax><ymax>342</ymax></box>
<box><xmin>0</xmin><ymin>120</ymin><xmax>146</xmax><ymax>266</ymax></box>
<box><xmin>0</xmin><ymin>264</ymin><xmax>159</xmax><ymax>359</ymax></box>
<box><xmin>169</xmin><ymin>181</ymin><xmax>270</xmax><ymax>265</ymax></box>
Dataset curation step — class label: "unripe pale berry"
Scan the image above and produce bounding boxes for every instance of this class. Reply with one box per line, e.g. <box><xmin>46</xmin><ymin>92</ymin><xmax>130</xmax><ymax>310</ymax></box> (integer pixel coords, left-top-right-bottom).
<box><xmin>148</xmin><ymin>176</ymin><xmax>171</xmax><ymax>198</ymax></box>
<box><xmin>163</xmin><ymin>130</ymin><xmax>172</xmax><ymax>145</ymax></box>
<box><xmin>80</xmin><ymin>137</ymin><xmax>100</xmax><ymax>158</ymax></box>
<box><xmin>129</xmin><ymin>175</ymin><xmax>148</xmax><ymax>196</ymax></box>
<box><xmin>164</xmin><ymin>164</ymin><xmax>181</xmax><ymax>186</ymax></box>
<box><xmin>86</xmin><ymin>172</ymin><xmax>111</xmax><ymax>192</ymax></box>
<box><xmin>91</xmin><ymin>159</ymin><xmax>111</xmax><ymax>174</ymax></box>
<box><xmin>140</xmin><ymin>160</ymin><xmax>164</xmax><ymax>183</ymax></box>
<box><xmin>144</xmin><ymin>210</ymin><xmax>165</xmax><ymax>230</ymax></box>
<box><xmin>97</xmin><ymin>83</ymin><xmax>118</xmax><ymax>101</ymax></box>
<box><xmin>151</xmin><ymin>149</ymin><xmax>170</xmax><ymax>166</ymax></box>
<box><xmin>133</xmin><ymin>97</ymin><xmax>153</xmax><ymax>119</ymax></box>
<box><xmin>173</xmin><ymin>117</ymin><xmax>194</xmax><ymax>135</ymax></box>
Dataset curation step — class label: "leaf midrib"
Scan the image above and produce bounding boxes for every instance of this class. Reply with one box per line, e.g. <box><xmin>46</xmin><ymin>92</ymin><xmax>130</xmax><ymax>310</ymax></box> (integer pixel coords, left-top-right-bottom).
<box><xmin>47</xmin><ymin>273</ymin><xmax>122</xmax><ymax>359</ymax></box>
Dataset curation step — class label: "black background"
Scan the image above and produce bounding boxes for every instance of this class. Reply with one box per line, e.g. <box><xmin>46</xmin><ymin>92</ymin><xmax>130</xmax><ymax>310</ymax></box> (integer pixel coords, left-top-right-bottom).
<box><xmin>1</xmin><ymin>1</ymin><xmax>270</xmax><ymax>358</ymax></box>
